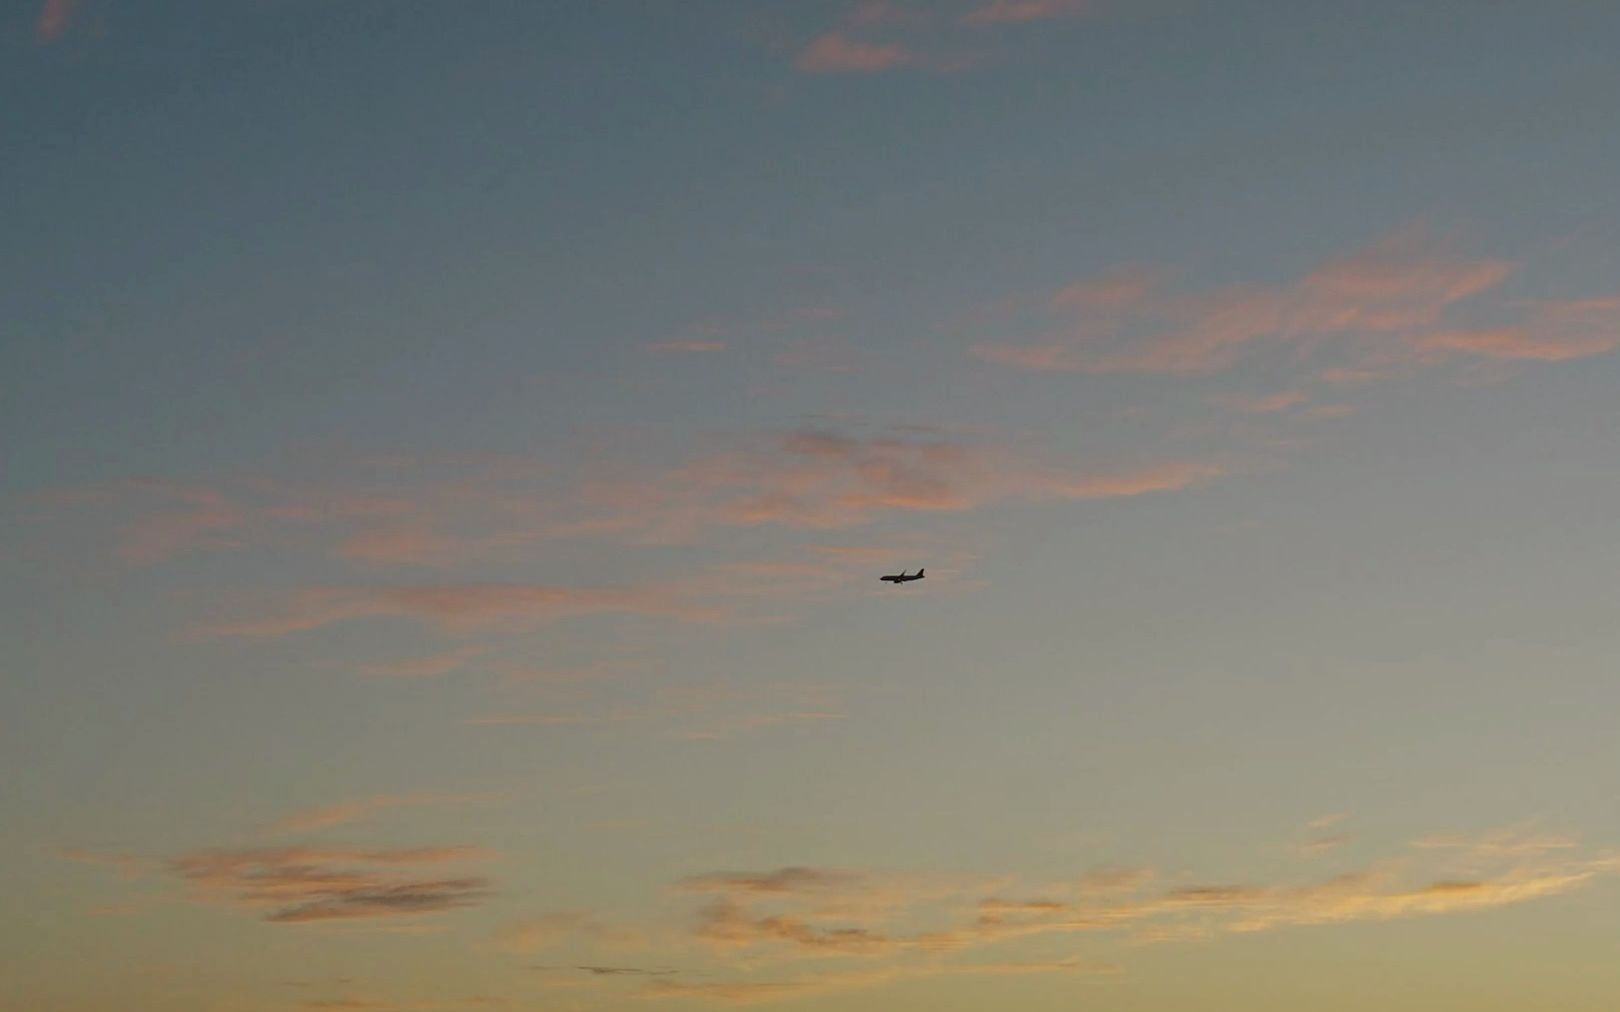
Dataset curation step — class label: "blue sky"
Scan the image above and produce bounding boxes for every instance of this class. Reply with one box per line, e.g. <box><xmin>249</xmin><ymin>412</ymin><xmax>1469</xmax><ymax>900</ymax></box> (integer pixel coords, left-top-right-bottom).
<box><xmin>6</xmin><ymin>2</ymin><xmax>1620</xmax><ymax>1010</ymax></box>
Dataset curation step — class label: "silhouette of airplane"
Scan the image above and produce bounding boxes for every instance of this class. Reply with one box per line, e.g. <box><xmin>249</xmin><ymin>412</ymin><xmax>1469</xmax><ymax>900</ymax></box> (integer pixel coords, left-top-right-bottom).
<box><xmin>879</xmin><ymin>568</ymin><xmax>925</xmax><ymax>584</ymax></box>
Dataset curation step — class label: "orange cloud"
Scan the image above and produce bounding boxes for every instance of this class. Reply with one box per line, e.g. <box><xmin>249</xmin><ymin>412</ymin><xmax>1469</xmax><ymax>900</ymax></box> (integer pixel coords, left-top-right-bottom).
<box><xmin>270</xmin><ymin>792</ymin><xmax>493</xmax><ymax>834</ymax></box>
<box><xmin>681</xmin><ymin>867</ymin><xmax>865</xmax><ymax>898</ymax></box>
<box><xmin>643</xmin><ymin>972</ymin><xmax>893</xmax><ymax>1006</ymax></box>
<box><xmin>641</xmin><ymin>957</ymin><xmax>1114</xmax><ymax>1006</ymax></box>
<box><xmin>796</xmin><ymin>33</ymin><xmax>914</xmax><ymax>73</ymax></box>
<box><xmin>168</xmin><ymin>845</ymin><xmax>494</xmax><ymax>924</ymax></box>
<box><xmin>500</xmin><ymin>910</ymin><xmax>643</xmax><ymax>952</ymax></box>
<box><xmin>664</xmin><ymin>826</ymin><xmax>1617</xmax><ymax>968</ymax></box>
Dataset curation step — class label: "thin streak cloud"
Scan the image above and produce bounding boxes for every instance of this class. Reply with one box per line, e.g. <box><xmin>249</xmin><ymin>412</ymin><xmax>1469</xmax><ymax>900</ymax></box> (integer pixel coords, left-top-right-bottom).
<box><xmin>972</xmin><ymin>225</ymin><xmax>1617</xmax><ymax>377</ymax></box>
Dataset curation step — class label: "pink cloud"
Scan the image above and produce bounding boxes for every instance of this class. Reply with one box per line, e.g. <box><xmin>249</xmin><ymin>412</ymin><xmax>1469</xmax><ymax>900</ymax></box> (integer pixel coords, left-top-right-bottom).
<box><xmin>578</xmin><ymin>429</ymin><xmax>1218</xmax><ymax>539</ymax></box>
<box><xmin>42</xmin><ymin>430</ymin><xmax>1206</xmax><ymax>577</ymax></box>
<box><xmin>198</xmin><ymin>581</ymin><xmax>728</xmax><ymax>638</ymax></box>
<box><xmin>1229</xmin><ymin>391</ymin><xmax>1309</xmax><ymax>415</ymax></box>
<box><xmin>110</xmin><ymin>481</ymin><xmax>247</xmax><ymax>563</ymax></box>
<box><xmin>844</xmin><ymin>1</ymin><xmax>931</xmax><ymax>29</ymax></box>
<box><xmin>972</xmin><ymin>226</ymin><xmax>1524</xmax><ymax>374</ymax></box>
<box><xmin>796</xmin><ymin>33</ymin><xmax>914</xmax><ymax>73</ymax></box>
<box><xmin>34</xmin><ymin>0</ymin><xmax>79</xmax><ymax>42</ymax></box>
<box><xmin>355</xmin><ymin>646</ymin><xmax>485</xmax><ymax>680</ymax></box>
<box><xmin>962</xmin><ymin>0</ymin><xmax>1093</xmax><ymax>27</ymax></box>
<box><xmin>1414</xmin><ymin>295</ymin><xmax>1620</xmax><ymax>361</ymax></box>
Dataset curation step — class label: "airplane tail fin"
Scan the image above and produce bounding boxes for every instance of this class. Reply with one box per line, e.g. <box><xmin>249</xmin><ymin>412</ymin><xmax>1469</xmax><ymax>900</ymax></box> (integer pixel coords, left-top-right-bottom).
<box><xmin>917</xmin><ymin>568</ymin><xmax>925</xmax><ymax>577</ymax></box>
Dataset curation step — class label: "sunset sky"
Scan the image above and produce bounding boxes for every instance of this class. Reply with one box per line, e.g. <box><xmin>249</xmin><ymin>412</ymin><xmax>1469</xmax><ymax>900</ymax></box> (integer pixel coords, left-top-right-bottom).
<box><xmin>6</xmin><ymin>2</ymin><xmax>1620</xmax><ymax>1009</ymax></box>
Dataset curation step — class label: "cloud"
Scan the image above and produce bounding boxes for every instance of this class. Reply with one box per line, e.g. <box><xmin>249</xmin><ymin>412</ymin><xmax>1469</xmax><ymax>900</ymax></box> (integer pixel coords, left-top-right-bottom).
<box><xmin>579</xmin><ymin>429</ymin><xmax>1218</xmax><ymax>539</ymax></box>
<box><xmin>642</xmin><ymin>969</ymin><xmax>900</xmax><ymax>1005</ymax></box>
<box><xmin>843</xmin><ymin>1</ymin><xmax>931</xmax><ymax>29</ymax></box>
<box><xmin>1298</xmin><ymin>834</ymin><xmax>1351</xmax><ymax>855</ymax></box>
<box><xmin>680</xmin><ymin>867</ymin><xmax>865</xmax><ymax>897</ymax></box>
<box><xmin>43</xmin><ymin>426</ymin><xmax>1195</xmax><ymax>579</ymax></box>
<box><xmin>198</xmin><ymin>581</ymin><xmax>727</xmax><ymax>638</ymax></box>
<box><xmin>1414</xmin><ymin>297</ymin><xmax>1620</xmax><ymax>361</ymax></box>
<box><xmin>572</xmin><ymin>965</ymin><xmax>675</xmax><ymax>977</ymax></box>
<box><xmin>687</xmin><ymin>304</ymin><xmax>844</xmax><ymax>339</ymax></box>
<box><xmin>638</xmin><ymin>956</ymin><xmax>1117</xmax><ymax>1005</ymax></box>
<box><xmin>665</xmin><ymin>827</ymin><xmax>1617</xmax><ymax>967</ymax></box>
<box><xmin>1411</xmin><ymin>824</ymin><xmax>1580</xmax><ymax>869</ymax></box>
<box><xmin>1229</xmin><ymin>391</ymin><xmax>1310</xmax><ymax>415</ymax></box>
<box><xmin>648</xmin><ymin>341</ymin><xmax>728</xmax><ymax>354</ymax></box>
<box><xmin>34</xmin><ymin>0</ymin><xmax>79</xmax><ymax>42</ymax></box>
<box><xmin>33</xmin><ymin>479</ymin><xmax>248</xmax><ymax>563</ymax></box>
<box><xmin>796</xmin><ymin>33</ymin><xmax>915</xmax><ymax>73</ymax></box>
<box><xmin>501</xmin><ymin>911</ymin><xmax>642</xmax><ymax>952</ymax></box>
<box><xmin>356</xmin><ymin>646</ymin><xmax>486</xmax><ymax>680</ymax></box>
<box><xmin>468</xmin><ymin>679</ymin><xmax>845</xmax><ymax>741</ymax></box>
<box><xmin>167</xmin><ymin>845</ymin><xmax>494</xmax><ymax>924</ymax></box>
<box><xmin>783</xmin><ymin>0</ymin><xmax>1095</xmax><ymax>78</ymax></box>
<box><xmin>692</xmin><ymin>899</ymin><xmax>898</xmax><ymax>955</ymax></box>
<box><xmin>971</xmin><ymin>224</ymin><xmax>1620</xmax><ymax>386</ymax></box>
<box><xmin>270</xmin><ymin>793</ymin><xmax>493</xmax><ymax>834</ymax></box>
<box><xmin>962</xmin><ymin>0</ymin><xmax>1093</xmax><ymax>27</ymax></box>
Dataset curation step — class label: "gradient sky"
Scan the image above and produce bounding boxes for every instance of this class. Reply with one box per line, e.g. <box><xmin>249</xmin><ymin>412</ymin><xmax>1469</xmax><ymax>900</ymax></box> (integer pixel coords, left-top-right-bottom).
<box><xmin>7</xmin><ymin>2</ymin><xmax>1620</xmax><ymax>1010</ymax></box>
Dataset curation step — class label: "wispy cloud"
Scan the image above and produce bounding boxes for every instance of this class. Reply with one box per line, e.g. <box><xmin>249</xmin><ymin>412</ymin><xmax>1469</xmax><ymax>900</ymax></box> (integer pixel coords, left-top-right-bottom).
<box><xmin>796</xmin><ymin>33</ymin><xmax>916</xmax><ymax>73</ymax></box>
<box><xmin>640</xmin><ymin>955</ymin><xmax>1116</xmax><ymax>1005</ymax></box>
<box><xmin>43</xmin><ymin>426</ymin><xmax>1188</xmax><ymax>571</ymax></box>
<box><xmin>1228</xmin><ymin>391</ymin><xmax>1310</xmax><ymax>415</ymax></box>
<box><xmin>1414</xmin><ymin>295</ymin><xmax>1620</xmax><ymax>361</ymax></box>
<box><xmin>168</xmin><ymin>845</ymin><xmax>494</xmax><ymax>924</ymax></box>
<box><xmin>197</xmin><ymin>581</ymin><xmax>727</xmax><ymax>638</ymax></box>
<box><xmin>577</xmin><ymin>429</ymin><xmax>1218</xmax><ymax>539</ymax></box>
<box><xmin>500</xmin><ymin>911</ymin><xmax>643</xmax><ymax>952</ymax></box>
<box><xmin>270</xmin><ymin>793</ymin><xmax>495</xmax><ymax>834</ymax></box>
<box><xmin>533</xmin><ymin>964</ymin><xmax>675</xmax><ymax>978</ymax></box>
<box><xmin>67</xmin><ymin>843</ymin><xmax>496</xmax><ymax>926</ymax></box>
<box><xmin>972</xmin><ymin>225</ymin><xmax>1620</xmax><ymax>390</ymax></box>
<box><xmin>34</xmin><ymin>0</ymin><xmax>79</xmax><ymax>42</ymax></box>
<box><xmin>32</xmin><ymin>479</ymin><xmax>248</xmax><ymax>563</ymax></box>
<box><xmin>659</xmin><ymin>825</ymin><xmax>1616</xmax><ymax>979</ymax></box>
<box><xmin>647</xmin><ymin>341</ymin><xmax>728</xmax><ymax>354</ymax></box>
<box><xmin>468</xmin><ymin>679</ymin><xmax>845</xmax><ymax>741</ymax></box>
<box><xmin>961</xmin><ymin>0</ymin><xmax>1093</xmax><ymax>27</ymax></box>
<box><xmin>785</xmin><ymin>0</ymin><xmax>1098</xmax><ymax>76</ymax></box>
<box><xmin>355</xmin><ymin>646</ymin><xmax>487</xmax><ymax>680</ymax></box>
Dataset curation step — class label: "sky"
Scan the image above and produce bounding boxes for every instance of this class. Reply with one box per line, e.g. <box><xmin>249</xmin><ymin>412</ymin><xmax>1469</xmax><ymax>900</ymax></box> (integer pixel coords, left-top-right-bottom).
<box><xmin>5</xmin><ymin>1</ymin><xmax>1620</xmax><ymax>1009</ymax></box>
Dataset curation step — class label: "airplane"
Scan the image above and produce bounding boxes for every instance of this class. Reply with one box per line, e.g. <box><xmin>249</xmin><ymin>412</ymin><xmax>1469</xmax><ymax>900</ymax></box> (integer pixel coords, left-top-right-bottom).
<box><xmin>879</xmin><ymin>568</ymin><xmax>925</xmax><ymax>584</ymax></box>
